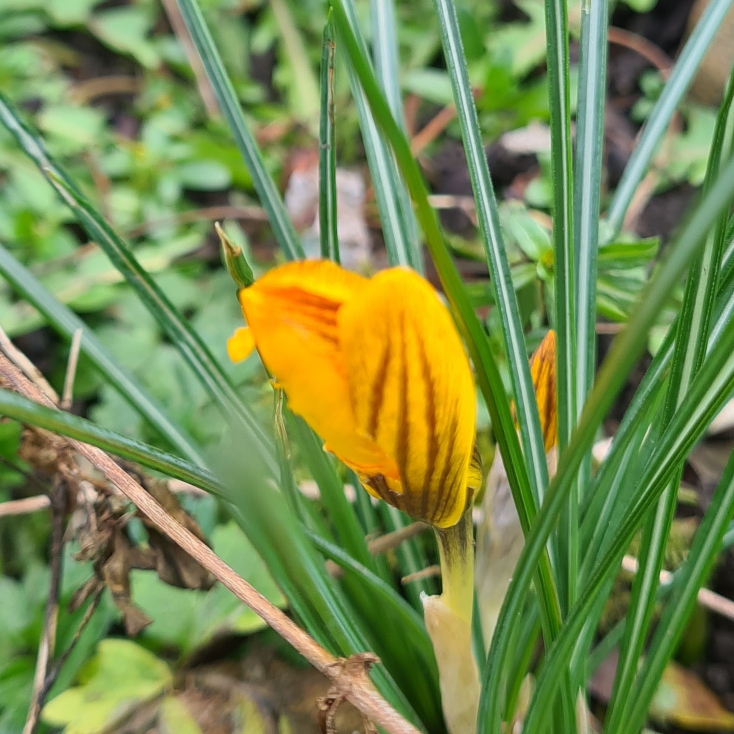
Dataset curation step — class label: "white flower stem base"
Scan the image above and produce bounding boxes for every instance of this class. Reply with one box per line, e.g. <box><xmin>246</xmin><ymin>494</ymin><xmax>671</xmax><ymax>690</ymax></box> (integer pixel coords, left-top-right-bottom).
<box><xmin>424</xmin><ymin>510</ymin><xmax>480</xmax><ymax>734</ymax></box>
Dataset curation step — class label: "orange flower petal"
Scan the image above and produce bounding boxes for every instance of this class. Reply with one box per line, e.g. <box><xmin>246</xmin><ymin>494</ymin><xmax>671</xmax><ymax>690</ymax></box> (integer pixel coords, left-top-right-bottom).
<box><xmin>530</xmin><ymin>330</ymin><xmax>557</xmax><ymax>452</ymax></box>
<box><xmin>238</xmin><ymin>260</ymin><xmax>393</xmax><ymax>476</ymax></box>
<box><xmin>338</xmin><ymin>268</ymin><xmax>476</xmax><ymax>528</ymax></box>
<box><xmin>246</xmin><ymin>258</ymin><xmax>368</xmax><ymax>303</ymax></box>
<box><xmin>227</xmin><ymin>327</ymin><xmax>256</xmax><ymax>363</ymax></box>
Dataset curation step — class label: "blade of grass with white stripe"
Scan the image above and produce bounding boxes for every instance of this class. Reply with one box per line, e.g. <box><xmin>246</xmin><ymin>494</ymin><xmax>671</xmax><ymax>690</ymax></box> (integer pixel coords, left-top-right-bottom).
<box><xmin>624</xmin><ymin>449</ymin><xmax>734</xmax><ymax>733</ymax></box>
<box><xmin>0</xmin><ymin>388</ymin><xmax>222</xmax><ymax>495</ymax></box>
<box><xmin>518</xmin><ymin>313</ymin><xmax>734</xmax><ymax>734</ymax></box>
<box><xmin>580</xmin><ymin>234</ymin><xmax>734</xmax><ymax>543</ymax></box>
<box><xmin>578</xmin><ymin>259</ymin><xmax>734</xmax><ymax>638</ymax></box>
<box><xmin>174</xmin><ymin>0</ymin><xmax>303</xmax><ymax>261</ymax></box>
<box><xmin>370</xmin><ymin>0</ymin><xmax>402</xmax><ymax>121</ymax></box>
<box><xmin>477</xmin><ymin>153</ymin><xmax>734</xmax><ymax>734</ymax></box>
<box><xmin>573</xmin><ymin>0</ymin><xmax>608</xmax><ymax>478</ymax></box>
<box><xmin>339</xmin><ymin>0</ymin><xmax>422</xmax><ymax>272</ymax></box>
<box><xmin>605</xmin><ymin>70</ymin><xmax>734</xmax><ymax>734</ymax></box>
<box><xmin>0</xmin><ymin>93</ymin><xmax>276</xmax><ymax>471</ymax></box>
<box><xmin>564</xmin><ymin>0</ymin><xmax>610</xmax><ymax>638</ymax></box>
<box><xmin>544</xmin><ymin>0</ymin><xmax>577</xmax><ymax>619</ymax></box>
<box><xmin>329</xmin><ymin>0</ymin><xmax>565</xmax><ymax>679</ymax></box>
<box><xmin>0</xmin><ymin>242</ymin><xmax>204</xmax><ymax>466</ymax></box>
<box><xmin>432</xmin><ymin>0</ymin><xmax>548</xmax><ymax>508</ymax></box>
<box><xmin>319</xmin><ymin>14</ymin><xmax>340</xmax><ymax>262</ymax></box>
<box><xmin>370</xmin><ymin>0</ymin><xmax>423</xmax><ymax>273</ymax></box>
<box><xmin>605</xmin><ymin>0</ymin><xmax>734</xmax><ymax>237</ymax></box>
<box><xmin>545</xmin><ymin>0</ymin><xmax>575</xmax><ymax>456</ymax></box>
<box><xmin>587</xmin><ymin>517</ymin><xmax>734</xmax><ymax>679</ymax></box>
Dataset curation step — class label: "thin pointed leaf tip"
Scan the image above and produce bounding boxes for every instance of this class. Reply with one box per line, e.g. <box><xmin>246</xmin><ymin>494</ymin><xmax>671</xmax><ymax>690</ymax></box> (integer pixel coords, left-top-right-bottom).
<box><xmin>227</xmin><ymin>260</ymin><xmax>478</xmax><ymax>528</ymax></box>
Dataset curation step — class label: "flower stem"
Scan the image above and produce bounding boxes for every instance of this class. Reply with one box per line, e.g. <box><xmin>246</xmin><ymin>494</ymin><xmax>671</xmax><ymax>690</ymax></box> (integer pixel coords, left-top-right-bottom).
<box><xmin>424</xmin><ymin>509</ymin><xmax>480</xmax><ymax>734</ymax></box>
<box><xmin>435</xmin><ymin>508</ymin><xmax>475</xmax><ymax>623</ymax></box>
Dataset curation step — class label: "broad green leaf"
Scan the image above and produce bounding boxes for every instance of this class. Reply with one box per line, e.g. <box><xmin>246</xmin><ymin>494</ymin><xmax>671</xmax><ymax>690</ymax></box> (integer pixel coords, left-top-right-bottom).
<box><xmin>46</xmin><ymin>0</ymin><xmax>101</xmax><ymax>26</ymax></box>
<box><xmin>133</xmin><ymin>522</ymin><xmax>285</xmax><ymax>652</ymax></box>
<box><xmin>42</xmin><ymin>639</ymin><xmax>172</xmax><ymax>734</ymax></box>
<box><xmin>89</xmin><ymin>7</ymin><xmax>160</xmax><ymax>69</ymax></box>
<box><xmin>158</xmin><ymin>697</ymin><xmax>203</xmax><ymax>734</ymax></box>
<box><xmin>37</xmin><ymin>105</ymin><xmax>105</xmax><ymax>155</ymax></box>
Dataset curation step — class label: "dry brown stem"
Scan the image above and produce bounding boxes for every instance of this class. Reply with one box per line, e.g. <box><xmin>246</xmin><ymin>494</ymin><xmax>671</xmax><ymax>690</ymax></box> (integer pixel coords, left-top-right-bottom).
<box><xmin>607</xmin><ymin>27</ymin><xmax>674</xmax><ymax>79</ymax></box>
<box><xmin>0</xmin><ymin>495</ymin><xmax>51</xmax><ymax>517</ymax></box>
<box><xmin>60</xmin><ymin>329</ymin><xmax>82</xmax><ymax>411</ymax></box>
<box><xmin>0</xmin><ymin>353</ymin><xmax>421</xmax><ymax>734</ymax></box>
<box><xmin>70</xmin><ymin>76</ymin><xmax>143</xmax><ymax>105</ymax></box>
<box><xmin>159</xmin><ymin>0</ymin><xmax>219</xmax><ymax>117</ymax></box>
<box><xmin>22</xmin><ymin>478</ymin><xmax>66</xmax><ymax>734</ymax></box>
<box><xmin>368</xmin><ymin>522</ymin><xmax>429</xmax><ymax>556</ymax></box>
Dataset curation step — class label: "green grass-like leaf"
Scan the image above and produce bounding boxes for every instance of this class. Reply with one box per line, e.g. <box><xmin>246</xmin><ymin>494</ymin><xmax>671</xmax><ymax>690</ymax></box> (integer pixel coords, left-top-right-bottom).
<box><xmin>339</xmin><ymin>0</ymin><xmax>423</xmax><ymax>272</ymax></box>
<box><xmin>519</xmin><ymin>312</ymin><xmax>734</xmax><ymax>733</ymax></box>
<box><xmin>0</xmin><ymin>388</ymin><xmax>222</xmax><ymax>496</ymax></box>
<box><xmin>319</xmin><ymin>15</ymin><xmax>340</xmax><ymax>263</ymax></box>
<box><xmin>369</xmin><ymin>0</ymin><xmax>423</xmax><ymax>272</ymax></box>
<box><xmin>605</xmin><ymin>69</ymin><xmax>734</xmax><ymax>734</ymax></box>
<box><xmin>478</xmin><ymin>152</ymin><xmax>734</xmax><ymax>734</ymax></box>
<box><xmin>625</xmin><ymin>451</ymin><xmax>734</xmax><ymax>732</ymax></box>
<box><xmin>0</xmin><ymin>242</ymin><xmax>204</xmax><ymax>466</ymax></box>
<box><xmin>570</xmin><ymin>0</ymin><xmax>609</xmax><ymax>621</ymax></box>
<box><xmin>174</xmin><ymin>0</ymin><xmax>304</xmax><ymax>261</ymax></box>
<box><xmin>0</xmin><ymin>93</ymin><xmax>276</xmax><ymax>472</ymax></box>
<box><xmin>605</xmin><ymin>0</ymin><xmax>734</xmax><ymax>236</ymax></box>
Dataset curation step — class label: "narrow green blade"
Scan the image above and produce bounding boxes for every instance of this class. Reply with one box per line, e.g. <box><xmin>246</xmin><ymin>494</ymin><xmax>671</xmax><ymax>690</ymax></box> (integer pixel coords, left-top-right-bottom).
<box><xmin>319</xmin><ymin>15</ymin><xmax>340</xmax><ymax>263</ymax></box>
<box><xmin>0</xmin><ymin>242</ymin><xmax>203</xmax><ymax>466</ymax></box>
<box><xmin>174</xmin><ymin>0</ymin><xmax>304</xmax><ymax>261</ymax></box>
<box><xmin>0</xmin><ymin>388</ymin><xmax>222</xmax><ymax>496</ymax></box>
<box><xmin>0</xmin><ymin>93</ymin><xmax>276</xmax><ymax>472</ymax></box>
<box><xmin>605</xmin><ymin>0</ymin><xmax>734</xmax><ymax>236</ymax></box>
<box><xmin>477</xmin><ymin>153</ymin><xmax>734</xmax><ymax>734</ymax></box>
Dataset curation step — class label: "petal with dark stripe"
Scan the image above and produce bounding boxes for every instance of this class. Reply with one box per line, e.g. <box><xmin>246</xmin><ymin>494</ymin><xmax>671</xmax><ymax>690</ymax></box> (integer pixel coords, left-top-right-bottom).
<box><xmin>338</xmin><ymin>268</ymin><xmax>476</xmax><ymax>528</ymax></box>
<box><xmin>529</xmin><ymin>330</ymin><xmax>558</xmax><ymax>452</ymax></box>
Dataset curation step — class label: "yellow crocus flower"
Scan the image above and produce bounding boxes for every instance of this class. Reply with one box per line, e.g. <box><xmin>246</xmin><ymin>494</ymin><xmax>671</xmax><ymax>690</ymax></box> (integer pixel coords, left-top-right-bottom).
<box><xmin>226</xmin><ymin>259</ymin><xmax>477</xmax><ymax>529</ymax></box>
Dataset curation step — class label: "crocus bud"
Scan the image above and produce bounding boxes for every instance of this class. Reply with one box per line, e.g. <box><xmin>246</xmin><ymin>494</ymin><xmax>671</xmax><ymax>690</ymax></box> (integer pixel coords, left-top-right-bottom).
<box><xmin>227</xmin><ymin>260</ymin><xmax>477</xmax><ymax>528</ymax></box>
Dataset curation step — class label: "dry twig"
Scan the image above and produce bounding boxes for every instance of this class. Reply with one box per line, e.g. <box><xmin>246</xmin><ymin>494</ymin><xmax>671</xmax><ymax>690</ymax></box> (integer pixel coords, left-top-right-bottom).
<box><xmin>402</xmin><ymin>565</ymin><xmax>441</xmax><ymax>585</ymax></box>
<box><xmin>42</xmin><ymin>588</ymin><xmax>105</xmax><ymax>702</ymax></box>
<box><xmin>22</xmin><ymin>477</ymin><xmax>66</xmax><ymax>734</ymax></box>
<box><xmin>69</xmin><ymin>76</ymin><xmax>143</xmax><ymax>105</ymax></box>
<box><xmin>0</xmin><ymin>495</ymin><xmax>51</xmax><ymax>517</ymax></box>
<box><xmin>0</xmin><ymin>326</ymin><xmax>56</xmax><ymax>402</ymax></box>
<box><xmin>607</xmin><ymin>27</ymin><xmax>674</xmax><ymax>80</ymax></box>
<box><xmin>621</xmin><ymin>554</ymin><xmax>734</xmax><ymax>622</ymax></box>
<box><xmin>0</xmin><ymin>353</ymin><xmax>420</xmax><ymax>734</ymax></box>
<box><xmin>60</xmin><ymin>329</ymin><xmax>82</xmax><ymax>411</ymax></box>
<box><xmin>159</xmin><ymin>0</ymin><xmax>219</xmax><ymax>117</ymax></box>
